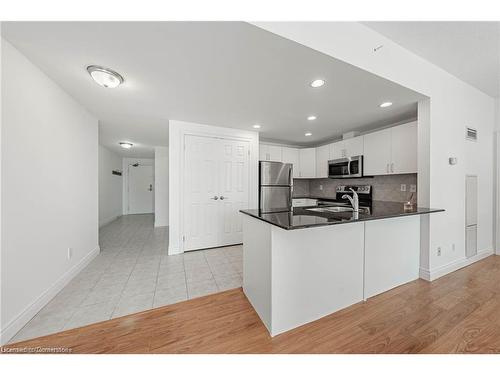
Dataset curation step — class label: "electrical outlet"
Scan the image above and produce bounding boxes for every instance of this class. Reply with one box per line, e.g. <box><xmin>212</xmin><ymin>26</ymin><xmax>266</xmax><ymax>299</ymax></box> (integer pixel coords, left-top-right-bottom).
<box><xmin>410</xmin><ymin>184</ymin><xmax>417</xmax><ymax>192</ymax></box>
<box><xmin>437</xmin><ymin>247</ymin><xmax>442</xmax><ymax>256</ymax></box>
<box><xmin>400</xmin><ymin>184</ymin><xmax>407</xmax><ymax>192</ymax></box>
<box><xmin>67</xmin><ymin>247</ymin><xmax>73</xmax><ymax>260</ymax></box>
<box><xmin>319</xmin><ymin>184</ymin><xmax>323</xmax><ymax>191</ymax></box>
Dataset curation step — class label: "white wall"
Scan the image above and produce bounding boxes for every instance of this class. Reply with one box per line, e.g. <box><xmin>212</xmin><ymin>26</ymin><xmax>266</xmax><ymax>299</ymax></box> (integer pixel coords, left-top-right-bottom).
<box><xmin>168</xmin><ymin>120</ymin><xmax>259</xmax><ymax>255</ymax></box>
<box><xmin>253</xmin><ymin>22</ymin><xmax>496</xmax><ymax>280</ymax></box>
<box><xmin>122</xmin><ymin>157</ymin><xmax>154</xmax><ymax>215</ymax></box>
<box><xmin>154</xmin><ymin>146</ymin><xmax>169</xmax><ymax>227</ymax></box>
<box><xmin>1</xmin><ymin>39</ymin><xmax>99</xmax><ymax>344</ymax></box>
<box><xmin>98</xmin><ymin>145</ymin><xmax>123</xmax><ymax>227</ymax></box>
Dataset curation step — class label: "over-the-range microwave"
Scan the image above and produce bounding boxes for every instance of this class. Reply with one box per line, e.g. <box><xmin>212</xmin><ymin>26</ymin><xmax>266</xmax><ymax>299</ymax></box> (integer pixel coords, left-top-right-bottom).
<box><xmin>328</xmin><ymin>155</ymin><xmax>363</xmax><ymax>179</ymax></box>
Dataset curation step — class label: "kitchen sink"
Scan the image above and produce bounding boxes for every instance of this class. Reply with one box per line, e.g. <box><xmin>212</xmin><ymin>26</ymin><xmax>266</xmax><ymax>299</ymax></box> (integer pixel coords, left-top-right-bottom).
<box><xmin>306</xmin><ymin>206</ymin><xmax>354</xmax><ymax>213</ymax></box>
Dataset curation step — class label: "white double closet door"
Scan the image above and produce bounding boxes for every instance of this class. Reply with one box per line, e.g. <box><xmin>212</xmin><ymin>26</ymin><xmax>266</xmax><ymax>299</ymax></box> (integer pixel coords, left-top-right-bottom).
<box><xmin>184</xmin><ymin>134</ymin><xmax>250</xmax><ymax>252</ymax></box>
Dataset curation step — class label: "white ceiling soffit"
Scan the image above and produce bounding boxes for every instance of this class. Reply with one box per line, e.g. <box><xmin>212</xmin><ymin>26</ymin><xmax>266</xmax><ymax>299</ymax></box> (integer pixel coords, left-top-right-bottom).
<box><xmin>363</xmin><ymin>21</ymin><xmax>500</xmax><ymax>98</ymax></box>
<box><xmin>2</xmin><ymin>22</ymin><xmax>425</xmax><ymax>148</ymax></box>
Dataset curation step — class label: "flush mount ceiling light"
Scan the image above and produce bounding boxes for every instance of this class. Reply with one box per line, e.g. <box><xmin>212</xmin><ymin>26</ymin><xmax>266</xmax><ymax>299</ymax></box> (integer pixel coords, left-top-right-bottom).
<box><xmin>379</xmin><ymin>101</ymin><xmax>393</xmax><ymax>108</ymax></box>
<box><xmin>305</xmin><ymin>132</ymin><xmax>312</xmax><ymax>137</ymax></box>
<box><xmin>252</xmin><ymin>124</ymin><xmax>261</xmax><ymax>129</ymax></box>
<box><xmin>87</xmin><ymin>65</ymin><xmax>124</xmax><ymax>88</ymax></box>
<box><xmin>307</xmin><ymin>115</ymin><xmax>317</xmax><ymax>121</ymax></box>
<box><xmin>119</xmin><ymin>142</ymin><xmax>133</xmax><ymax>149</ymax></box>
<box><xmin>310</xmin><ymin>79</ymin><xmax>325</xmax><ymax>88</ymax></box>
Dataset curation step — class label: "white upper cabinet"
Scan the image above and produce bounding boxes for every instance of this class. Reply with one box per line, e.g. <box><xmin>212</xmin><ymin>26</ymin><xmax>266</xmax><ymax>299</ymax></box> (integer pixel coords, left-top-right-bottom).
<box><xmin>259</xmin><ymin>144</ymin><xmax>282</xmax><ymax>162</ymax></box>
<box><xmin>330</xmin><ymin>141</ymin><xmax>345</xmax><ymax>160</ymax></box>
<box><xmin>344</xmin><ymin>137</ymin><xmax>364</xmax><ymax>157</ymax></box>
<box><xmin>315</xmin><ymin>144</ymin><xmax>330</xmax><ymax>178</ymax></box>
<box><xmin>331</xmin><ymin>137</ymin><xmax>364</xmax><ymax>159</ymax></box>
<box><xmin>363</xmin><ymin>122</ymin><xmax>417</xmax><ymax>176</ymax></box>
<box><xmin>298</xmin><ymin>148</ymin><xmax>316</xmax><ymax>178</ymax></box>
<box><xmin>390</xmin><ymin>121</ymin><xmax>417</xmax><ymax>174</ymax></box>
<box><xmin>282</xmin><ymin>146</ymin><xmax>300</xmax><ymax>177</ymax></box>
<box><xmin>363</xmin><ymin>128</ymin><xmax>392</xmax><ymax>175</ymax></box>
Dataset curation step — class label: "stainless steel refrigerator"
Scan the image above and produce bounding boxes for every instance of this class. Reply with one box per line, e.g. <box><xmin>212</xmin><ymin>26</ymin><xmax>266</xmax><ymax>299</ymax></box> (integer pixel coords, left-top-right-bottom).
<box><xmin>259</xmin><ymin>161</ymin><xmax>293</xmax><ymax>213</ymax></box>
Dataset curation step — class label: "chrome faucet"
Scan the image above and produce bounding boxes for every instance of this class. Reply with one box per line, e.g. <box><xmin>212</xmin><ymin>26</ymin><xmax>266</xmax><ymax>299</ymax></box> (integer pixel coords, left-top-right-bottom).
<box><xmin>342</xmin><ymin>188</ymin><xmax>359</xmax><ymax>212</ymax></box>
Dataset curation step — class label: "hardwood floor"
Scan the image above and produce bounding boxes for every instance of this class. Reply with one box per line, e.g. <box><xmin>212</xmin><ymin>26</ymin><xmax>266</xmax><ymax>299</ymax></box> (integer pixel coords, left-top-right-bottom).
<box><xmin>4</xmin><ymin>255</ymin><xmax>500</xmax><ymax>354</ymax></box>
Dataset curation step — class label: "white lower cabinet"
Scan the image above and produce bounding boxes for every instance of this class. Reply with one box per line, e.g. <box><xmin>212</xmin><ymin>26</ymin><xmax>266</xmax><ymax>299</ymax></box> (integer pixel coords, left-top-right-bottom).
<box><xmin>364</xmin><ymin>216</ymin><xmax>420</xmax><ymax>298</ymax></box>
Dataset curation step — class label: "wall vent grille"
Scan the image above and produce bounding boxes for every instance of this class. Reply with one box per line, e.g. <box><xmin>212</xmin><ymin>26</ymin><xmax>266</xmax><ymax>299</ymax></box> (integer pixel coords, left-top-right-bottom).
<box><xmin>466</xmin><ymin>127</ymin><xmax>477</xmax><ymax>141</ymax></box>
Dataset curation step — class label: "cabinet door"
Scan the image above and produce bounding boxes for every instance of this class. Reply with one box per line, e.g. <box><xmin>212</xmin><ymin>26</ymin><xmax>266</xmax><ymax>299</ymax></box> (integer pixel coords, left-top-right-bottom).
<box><xmin>282</xmin><ymin>147</ymin><xmax>300</xmax><ymax>178</ymax></box>
<box><xmin>315</xmin><ymin>144</ymin><xmax>330</xmax><ymax>178</ymax></box>
<box><xmin>259</xmin><ymin>144</ymin><xmax>270</xmax><ymax>161</ymax></box>
<box><xmin>331</xmin><ymin>140</ymin><xmax>345</xmax><ymax>160</ymax></box>
<box><xmin>363</xmin><ymin>128</ymin><xmax>391</xmax><ymax>176</ymax></box>
<box><xmin>390</xmin><ymin>121</ymin><xmax>417</xmax><ymax>174</ymax></box>
<box><xmin>259</xmin><ymin>144</ymin><xmax>282</xmax><ymax>162</ymax></box>
<box><xmin>268</xmin><ymin>145</ymin><xmax>283</xmax><ymax>162</ymax></box>
<box><xmin>298</xmin><ymin>148</ymin><xmax>316</xmax><ymax>178</ymax></box>
<box><xmin>344</xmin><ymin>136</ymin><xmax>364</xmax><ymax>158</ymax></box>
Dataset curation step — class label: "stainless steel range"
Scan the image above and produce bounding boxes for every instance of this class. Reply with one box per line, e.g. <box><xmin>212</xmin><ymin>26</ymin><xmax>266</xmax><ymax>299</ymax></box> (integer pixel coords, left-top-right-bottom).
<box><xmin>317</xmin><ymin>185</ymin><xmax>372</xmax><ymax>213</ymax></box>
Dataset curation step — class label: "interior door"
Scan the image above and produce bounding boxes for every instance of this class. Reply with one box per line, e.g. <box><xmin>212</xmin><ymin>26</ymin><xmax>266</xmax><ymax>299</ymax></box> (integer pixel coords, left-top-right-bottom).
<box><xmin>218</xmin><ymin>139</ymin><xmax>250</xmax><ymax>246</ymax></box>
<box><xmin>184</xmin><ymin>135</ymin><xmax>221</xmax><ymax>251</ymax></box>
<box><xmin>128</xmin><ymin>165</ymin><xmax>154</xmax><ymax>214</ymax></box>
<box><xmin>183</xmin><ymin>135</ymin><xmax>250</xmax><ymax>251</ymax></box>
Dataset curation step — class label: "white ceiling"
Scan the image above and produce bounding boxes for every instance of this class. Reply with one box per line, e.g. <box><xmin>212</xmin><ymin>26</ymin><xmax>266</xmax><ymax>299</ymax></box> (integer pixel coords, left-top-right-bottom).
<box><xmin>2</xmin><ymin>22</ymin><xmax>424</xmax><ymax>156</ymax></box>
<box><xmin>363</xmin><ymin>21</ymin><xmax>500</xmax><ymax>98</ymax></box>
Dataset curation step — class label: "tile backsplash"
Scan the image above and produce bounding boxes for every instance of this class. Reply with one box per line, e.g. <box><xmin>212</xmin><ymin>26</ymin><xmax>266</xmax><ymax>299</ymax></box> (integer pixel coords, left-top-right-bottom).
<box><xmin>294</xmin><ymin>174</ymin><xmax>417</xmax><ymax>203</ymax></box>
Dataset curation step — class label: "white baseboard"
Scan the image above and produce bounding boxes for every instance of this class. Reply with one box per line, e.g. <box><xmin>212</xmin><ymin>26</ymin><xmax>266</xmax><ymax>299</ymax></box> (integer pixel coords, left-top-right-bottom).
<box><xmin>0</xmin><ymin>246</ymin><xmax>100</xmax><ymax>345</ymax></box>
<box><xmin>154</xmin><ymin>222</ymin><xmax>169</xmax><ymax>228</ymax></box>
<box><xmin>419</xmin><ymin>248</ymin><xmax>494</xmax><ymax>281</ymax></box>
<box><xmin>168</xmin><ymin>244</ymin><xmax>182</xmax><ymax>255</ymax></box>
<box><xmin>99</xmin><ymin>215</ymin><xmax>120</xmax><ymax>228</ymax></box>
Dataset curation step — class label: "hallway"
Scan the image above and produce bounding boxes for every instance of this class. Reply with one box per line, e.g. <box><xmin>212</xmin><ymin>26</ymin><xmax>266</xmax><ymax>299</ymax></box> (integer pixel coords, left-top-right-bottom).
<box><xmin>11</xmin><ymin>215</ymin><xmax>243</xmax><ymax>343</ymax></box>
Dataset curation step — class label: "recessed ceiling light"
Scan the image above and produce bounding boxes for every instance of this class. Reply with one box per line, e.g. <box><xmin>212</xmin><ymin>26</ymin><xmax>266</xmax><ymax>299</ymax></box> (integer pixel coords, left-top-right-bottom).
<box><xmin>310</xmin><ymin>79</ymin><xmax>325</xmax><ymax>88</ymax></box>
<box><xmin>253</xmin><ymin>124</ymin><xmax>261</xmax><ymax>129</ymax></box>
<box><xmin>119</xmin><ymin>142</ymin><xmax>133</xmax><ymax>149</ymax></box>
<box><xmin>87</xmin><ymin>65</ymin><xmax>124</xmax><ymax>88</ymax></box>
<box><xmin>379</xmin><ymin>101</ymin><xmax>393</xmax><ymax>108</ymax></box>
<box><xmin>305</xmin><ymin>132</ymin><xmax>312</xmax><ymax>137</ymax></box>
<box><xmin>307</xmin><ymin>115</ymin><xmax>317</xmax><ymax>121</ymax></box>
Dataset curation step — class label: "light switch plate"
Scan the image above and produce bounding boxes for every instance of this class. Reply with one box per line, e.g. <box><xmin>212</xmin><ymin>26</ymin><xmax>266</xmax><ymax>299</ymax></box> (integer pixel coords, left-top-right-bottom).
<box><xmin>400</xmin><ymin>184</ymin><xmax>407</xmax><ymax>192</ymax></box>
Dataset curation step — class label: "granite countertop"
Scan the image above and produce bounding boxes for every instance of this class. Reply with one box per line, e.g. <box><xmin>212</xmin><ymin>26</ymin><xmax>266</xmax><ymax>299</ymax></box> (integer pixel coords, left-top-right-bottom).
<box><xmin>240</xmin><ymin>201</ymin><xmax>444</xmax><ymax>230</ymax></box>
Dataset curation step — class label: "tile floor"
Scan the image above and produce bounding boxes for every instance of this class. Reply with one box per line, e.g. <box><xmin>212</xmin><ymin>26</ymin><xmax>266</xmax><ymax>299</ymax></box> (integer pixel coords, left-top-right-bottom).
<box><xmin>11</xmin><ymin>214</ymin><xmax>243</xmax><ymax>343</ymax></box>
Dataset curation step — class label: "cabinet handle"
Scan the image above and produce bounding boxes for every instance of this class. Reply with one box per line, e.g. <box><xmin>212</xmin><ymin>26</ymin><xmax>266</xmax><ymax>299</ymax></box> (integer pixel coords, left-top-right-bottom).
<box><xmin>266</xmin><ymin>153</ymin><xmax>270</xmax><ymax>160</ymax></box>
<box><xmin>386</xmin><ymin>163</ymin><xmax>390</xmax><ymax>173</ymax></box>
<box><xmin>391</xmin><ymin>163</ymin><xmax>394</xmax><ymax>173</ymax></box>
<box><xmin>210</xmin><ymin>196</ymin><xmax>219</xmax><ymax>200</ymax></box>
<box><xmin>220</xmin><ymin>196</ymin><xmax>228</xmax><ymax>200</ymax></box>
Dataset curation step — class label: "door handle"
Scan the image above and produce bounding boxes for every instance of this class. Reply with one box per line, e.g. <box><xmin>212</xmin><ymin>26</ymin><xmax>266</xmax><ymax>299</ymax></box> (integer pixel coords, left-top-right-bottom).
<box><xmin>220</xmin><ymin>196</ymin><xmax>228</xmax><ymax>200</ymax></box>
<box><xmin>148</xmin><ymin>184</ymin><xmax>153</xmax><ymax>191</ymax></box>
<box><xmin>211</xmin><ymin>196</ymin><xmax>219</xmax><ymax>200</ymax></box>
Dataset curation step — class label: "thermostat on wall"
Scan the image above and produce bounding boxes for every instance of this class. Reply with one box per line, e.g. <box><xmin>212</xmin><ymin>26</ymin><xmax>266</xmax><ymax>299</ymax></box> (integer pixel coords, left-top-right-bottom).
<box><xmin>449</xmin><ymin>157</ymin><xmax>457</xmax><ymax>165</ymax></box>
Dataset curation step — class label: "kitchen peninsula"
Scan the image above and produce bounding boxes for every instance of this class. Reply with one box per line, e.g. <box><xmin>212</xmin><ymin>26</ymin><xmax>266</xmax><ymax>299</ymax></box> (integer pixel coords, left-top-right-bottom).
<box><xmin>240</xmin><ymin>203</ymin><xmax>444</xmax><ymax>336</ymax></box>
